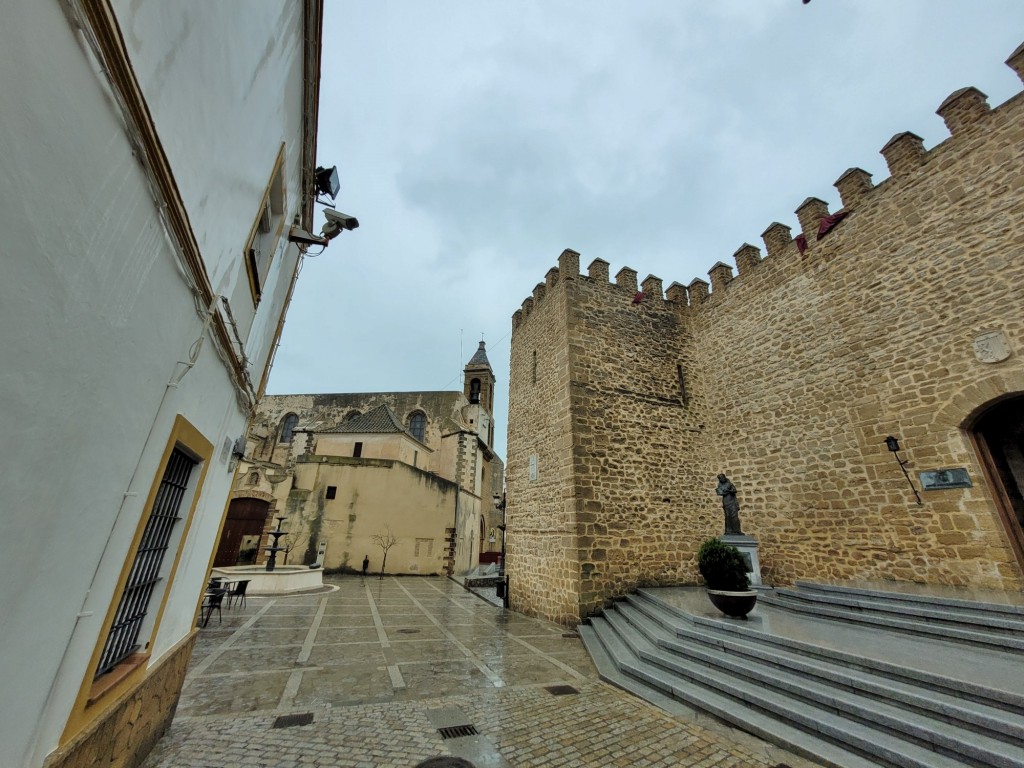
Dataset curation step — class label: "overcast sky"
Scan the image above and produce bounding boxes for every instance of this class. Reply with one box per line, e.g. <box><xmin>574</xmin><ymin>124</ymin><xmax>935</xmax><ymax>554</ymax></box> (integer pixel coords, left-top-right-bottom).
<box><xmin>267</xmin><ymin>2</ymin><xmax>1024</xmax><ymax>461</ymax></box>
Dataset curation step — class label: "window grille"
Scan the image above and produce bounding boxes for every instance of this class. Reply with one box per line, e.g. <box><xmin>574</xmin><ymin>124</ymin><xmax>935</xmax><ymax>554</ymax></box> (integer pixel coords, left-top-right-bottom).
<box><xmin>95</xmin><ymin>447</ymin><xmax>196</xmax><ymax>678</ymax></box>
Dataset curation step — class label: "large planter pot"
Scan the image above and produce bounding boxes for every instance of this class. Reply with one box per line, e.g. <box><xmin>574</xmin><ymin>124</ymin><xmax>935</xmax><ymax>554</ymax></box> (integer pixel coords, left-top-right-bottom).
<box><xmin>706</xmin><ymin>589</ymin><xmax>758</xmax><ymax>618</ymax></box>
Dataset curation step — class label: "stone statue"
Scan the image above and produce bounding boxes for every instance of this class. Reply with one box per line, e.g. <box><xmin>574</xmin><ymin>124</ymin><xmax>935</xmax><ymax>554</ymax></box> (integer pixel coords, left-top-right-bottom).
<box><xmin>716</xmin><ymin>474</ymin><xmax>743</xmax><ymax>535</ymax></box>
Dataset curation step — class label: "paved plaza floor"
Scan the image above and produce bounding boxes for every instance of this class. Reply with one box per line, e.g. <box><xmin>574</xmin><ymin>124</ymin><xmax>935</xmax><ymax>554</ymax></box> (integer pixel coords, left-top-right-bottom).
<box><xmin>141</xmin><ymin>576</ymin><xmax>817</xmax><ymax>768</ymax></box>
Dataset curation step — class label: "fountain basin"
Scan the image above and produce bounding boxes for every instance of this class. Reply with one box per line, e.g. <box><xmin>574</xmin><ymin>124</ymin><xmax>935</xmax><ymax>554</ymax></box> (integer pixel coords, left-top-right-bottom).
<box><xmin>211</xmin><ymin>565</ymin><xmax>323</xmax><ymax>595</ymax></box>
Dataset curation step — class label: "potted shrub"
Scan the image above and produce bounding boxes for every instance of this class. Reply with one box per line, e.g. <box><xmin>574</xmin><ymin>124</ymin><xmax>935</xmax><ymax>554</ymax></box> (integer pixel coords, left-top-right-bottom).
<box><xmin>697</xmin><ymin>537</ymin><xmax>757</xmax><ymax>618</ymax></box>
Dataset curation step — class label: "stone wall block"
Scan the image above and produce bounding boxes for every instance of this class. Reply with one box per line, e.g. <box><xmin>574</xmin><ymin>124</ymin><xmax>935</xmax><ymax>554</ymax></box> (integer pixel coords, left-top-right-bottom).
<box><xmin>708</xmin><ymin>261</ymin><xmax>733</xmax><ymax>294</ymax></box>
<box><xmin>521</xmin><ymin>297</ymin><xmax>534</xmax><ymax>317</ymax></box>
<box><xmin>665</xmin><ymin>281</ymin><xmax>689</xmax><ymax>306</ymax></box>
<box><xmin>533</xmin><ymin>282</ymin><xmax>546</xmax><ymax>303</ymax></box>
<box><xmin>761</xmin><ymin>222</ymin><xmax>793</xmax><ymax>259</ymax></box>
<box><xmin>733</xmin><ymin>243</ymin><xmax>762</xmax><ymax>275</ymax></box>
<box><xmin>615</xmin><ymin>267</ymin><xmax>638</xmax><ymax>293</ymax></box>
<box><xmin>558</xmin><ymin>248</ymin><xmax>580</xmax><ymax>279</ymax></box>
<box><xmin>687</xmin><ymin>278</ymin><xmax>709</xmax><ymax>304</ymax></box>
<box><xmin>641</xmin><ymin>274</ymin><xmax>663</xmax><ymax>299</ymax></box>
<box><xmin>1006</xmin><ymin>41</ymin><xmax>1024</xmax><ymax>85</ymax></box>
<box><xmin>587</xmin><ymin>259</ymin><xmax>609</xmax><ymax>282</ymax></box>
<box><xmin>834</xmin><ymin>167</ymin><xmax>874</xmax><ymax>209</ymax></box>
<box><xmin>881</xmin><ymin>132</ymin><xmax>926</xmax><ymax>178</ymax></box>
<box><xmin>795</xmin><ymin>197</ymin><xmax>830</xmax><ymax>241</ymax></box>
<box><xmin>545</xmin><ymin>267</ymin><xmax>560</xmax><ymax>289</ymax></box>
<box><xmin>936</xmin><ymin>87</ymin><xmax>991</xmax><ymax>137</ymax></box>
<box><xmin>512</xmin><ymin>309</ymin><xmax>522</xmax><ymax>330</ymax></box>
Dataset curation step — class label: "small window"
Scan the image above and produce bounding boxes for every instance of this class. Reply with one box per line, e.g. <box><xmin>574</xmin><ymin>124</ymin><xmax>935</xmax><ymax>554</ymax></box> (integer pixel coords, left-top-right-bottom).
<box><xmin>96</xmin><ymin>447</ymin><xmax>197</xmax><ymax>678</ymax></box>
<box><xmin>532</xmin><ymin>351</ymin><xmax>537</xmax><ymax>384</ymax></box>
<box><xmin>413</xmin><ymin>450</ymin><xmax>418</xmax><ymax>467</ymax></box>
<box><xmin>353</xmin><ymin>442</ymin><xmax>363</xmax><ymax>458</ymax></box>
<box><xmin>280</xmin><ymin>414</ymin><xmax>299</xmax><ymax>443</ymax></box>
<box><xmin>469</xmin><ymin>378</ymin><xmax>481</xmax><ymax>404</ymax></box>
<box><xmin>345</xmin><ymin>411</ymin><xmax>361</xmax><ymax>422</ymax></box>
<box><xmin>244</xmin><ymin>145</ymin><xmax>287</xmax><ymax>303</ymax></box>
<box><xmin>325</xmin><ymin>486</ymin><xmax>337</xmax><ymax>500</ymax></box>
<box><xmin>408</xmin><ymin>411</ymin><xmax>426</xmax><ymax>442</ymax></box>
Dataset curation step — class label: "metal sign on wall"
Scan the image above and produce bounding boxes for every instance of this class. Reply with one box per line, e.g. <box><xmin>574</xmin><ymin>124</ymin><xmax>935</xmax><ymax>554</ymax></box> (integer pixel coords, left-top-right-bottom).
<box><xmin>919</xmin><ymin>468</ymin><xmax>972</xmax><ymax>491</ymax></box>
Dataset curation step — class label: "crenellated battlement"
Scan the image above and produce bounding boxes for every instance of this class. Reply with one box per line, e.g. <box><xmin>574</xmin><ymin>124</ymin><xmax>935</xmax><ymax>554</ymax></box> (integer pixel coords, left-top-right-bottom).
<box><xmin>511</xmin><ymin>42</ymin><xmax>1024</xmax><ymax>332</ymax></box>
<box><xmin>505</xmin><ymin>40</ymin><xmax>1024</xmax><ymax>625</ymax></box>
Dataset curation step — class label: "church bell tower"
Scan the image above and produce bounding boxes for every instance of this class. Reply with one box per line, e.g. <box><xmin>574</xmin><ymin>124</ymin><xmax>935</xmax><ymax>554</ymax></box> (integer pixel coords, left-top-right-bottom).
<box><xmin>464</xmin><ymin>341</ymin><xmax>496</xmax><ymax>446</ymax></box>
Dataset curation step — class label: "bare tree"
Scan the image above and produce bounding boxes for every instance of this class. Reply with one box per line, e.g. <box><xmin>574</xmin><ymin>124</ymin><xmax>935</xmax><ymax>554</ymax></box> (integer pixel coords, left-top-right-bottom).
<box><xmin>370</xmin><ymin>526</ymin><xmax>398</xmax><ymax>580</ymax></box>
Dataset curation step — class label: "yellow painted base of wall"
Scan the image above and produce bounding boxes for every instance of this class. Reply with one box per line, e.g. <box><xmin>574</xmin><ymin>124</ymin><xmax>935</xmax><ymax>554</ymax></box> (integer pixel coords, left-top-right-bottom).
<box><xmin>44</xmin><ymin>633</ymin><xmax>196</xmax><ymax>768</ymax></box>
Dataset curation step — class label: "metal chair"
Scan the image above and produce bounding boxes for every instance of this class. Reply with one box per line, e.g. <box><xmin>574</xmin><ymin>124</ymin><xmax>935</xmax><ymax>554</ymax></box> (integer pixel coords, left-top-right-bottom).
<box><xmin>200</xmin><ymin>590</ymin><xmax>225</xmax><ymax>627</ymax></box>
<box><xmin>227</xmin><ymin>579</ymin><xmax>251</xmax><ymax>609</ymax></box>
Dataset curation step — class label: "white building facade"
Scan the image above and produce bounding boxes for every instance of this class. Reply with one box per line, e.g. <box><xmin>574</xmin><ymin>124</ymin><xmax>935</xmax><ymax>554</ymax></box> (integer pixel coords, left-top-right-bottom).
<box><xmin>0</xmin><ymin>2</ymin><xmax>327</xmax><ymax>766</ymax></box>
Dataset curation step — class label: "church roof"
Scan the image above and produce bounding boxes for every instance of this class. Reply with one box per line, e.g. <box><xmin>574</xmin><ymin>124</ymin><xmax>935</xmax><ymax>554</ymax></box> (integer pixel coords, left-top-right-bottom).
<box><xmin>467</xmin><ymin>341</ymin><xmax>491</xmax><ymax>368</ymax></box>
<box><xmin>323</xmin><ymin>404</ymin><xmax>407</xmax><ymax>434</ymax></box>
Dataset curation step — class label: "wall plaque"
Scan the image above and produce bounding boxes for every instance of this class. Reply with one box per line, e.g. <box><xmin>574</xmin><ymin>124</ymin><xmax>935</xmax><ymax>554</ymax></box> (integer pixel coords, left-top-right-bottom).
<box><xmin>919</xmin><ymin>468</ymin><xmax>972</xmax><ymax>491</ymax></box>
<box><xmin>972</xmin><ymin>330</ymin><xmax>1011</xmax><ymax>363</ymax></box>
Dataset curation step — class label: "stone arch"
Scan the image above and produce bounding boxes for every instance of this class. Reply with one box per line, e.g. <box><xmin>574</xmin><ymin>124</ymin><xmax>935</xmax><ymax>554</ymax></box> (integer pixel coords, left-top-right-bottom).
<box><xmin>229</xmin><ymin>488</ymin><xmax>275</xmax><ymax>504</ymax></box>
<box><xmin>929</xmin><ymin>370</ymin><xmax>1024</xmax><ymax>430</ymax></box>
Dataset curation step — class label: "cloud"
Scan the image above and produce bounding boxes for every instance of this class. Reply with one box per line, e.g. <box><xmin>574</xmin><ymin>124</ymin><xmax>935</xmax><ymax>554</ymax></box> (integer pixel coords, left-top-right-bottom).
<box><xmin>270</xmin><ymin>0</ymin><xmax>1024</xmax><ymax>462</ymax></box>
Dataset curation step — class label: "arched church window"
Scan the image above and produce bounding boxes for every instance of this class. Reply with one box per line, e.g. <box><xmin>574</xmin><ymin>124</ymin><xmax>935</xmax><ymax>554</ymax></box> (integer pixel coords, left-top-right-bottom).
<box><xmin>470</xmin><ymin>378</ymin><xmax>481</xmax><ymax>404</ymax></box>
<box><xmin>408</xmin><ymin>411</ymin><xmax>426</xmax><ymax>442</ymax></box>
<box><xmin>345</xmin><ymin>410</ymin><xmax>361</xmax><ymax>422</ymax></box>
<box><xmin>280</xmin><ymin>413</ymin><xmax>299</xmax><ymax>443</ymax></box>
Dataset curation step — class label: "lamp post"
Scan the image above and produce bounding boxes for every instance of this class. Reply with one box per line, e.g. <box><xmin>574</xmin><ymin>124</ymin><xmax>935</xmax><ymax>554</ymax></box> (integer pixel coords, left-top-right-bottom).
<box><xmin>493</xmin><ymin>492</ymin><xmax>509</xmax><ymax>608</ymax></box>
<box><xmin>885</xmin><ymin>436</ymin><xmax>923</xmax><ymax>506</ymax></box>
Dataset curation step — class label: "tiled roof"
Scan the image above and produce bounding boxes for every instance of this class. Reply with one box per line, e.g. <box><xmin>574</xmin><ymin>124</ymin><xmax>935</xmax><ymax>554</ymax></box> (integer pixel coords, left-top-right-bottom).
<box><xmin>324</xmin><ymin>404</ymin><xmax>407</xmax><ymax>434</ymax></box>
<box><xmin>467</xmin><ymin>341</ymin><xmax>491</xmax><ymax>367</ymax></box>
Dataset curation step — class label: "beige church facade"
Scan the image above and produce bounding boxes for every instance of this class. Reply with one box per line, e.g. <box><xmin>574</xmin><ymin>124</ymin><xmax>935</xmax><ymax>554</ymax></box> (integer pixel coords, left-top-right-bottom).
<box><xmin>507</xmin><ymin>44</ymin><xmax>1024</xmax><ymax>624</ymax></box>
<box><xmin>224</xmin><ymin>343</ymin><xmax>504</xmax><ymax>577</ymax></box>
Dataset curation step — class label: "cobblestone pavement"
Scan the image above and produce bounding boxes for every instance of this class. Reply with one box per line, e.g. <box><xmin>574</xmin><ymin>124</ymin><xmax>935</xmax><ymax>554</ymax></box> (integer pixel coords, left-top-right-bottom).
<box><xmin>142</xmin><ymin>576</ymin><xmax>817</xmax><ymax>768</ymax></box>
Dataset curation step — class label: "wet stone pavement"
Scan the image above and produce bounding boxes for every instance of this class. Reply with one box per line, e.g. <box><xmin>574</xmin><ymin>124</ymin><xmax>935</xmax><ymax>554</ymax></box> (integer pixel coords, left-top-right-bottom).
<box><xmin>142</xmin><ymin>576</ymin><xmax>816</xmax><ymax>767</ymax></box>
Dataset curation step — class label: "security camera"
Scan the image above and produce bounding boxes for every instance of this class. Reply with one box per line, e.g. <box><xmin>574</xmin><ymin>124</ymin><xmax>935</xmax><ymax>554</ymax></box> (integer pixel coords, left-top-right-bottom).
<box><xmin>321</xmin><ymin>209</ymin><xmax>359</xmax><ymax>240</ymax></box>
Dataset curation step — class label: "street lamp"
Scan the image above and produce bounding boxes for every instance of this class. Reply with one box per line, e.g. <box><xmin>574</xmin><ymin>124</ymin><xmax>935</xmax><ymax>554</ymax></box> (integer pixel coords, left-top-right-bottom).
<box><xmin>493</xmin><ymin>492</ymin><xmax>509</xmax><ymax>608</ymax></box>
<box><xmin>885</xmin><ymin>436</ymin><xmax>923</xmax><ymax>506</ymax></box>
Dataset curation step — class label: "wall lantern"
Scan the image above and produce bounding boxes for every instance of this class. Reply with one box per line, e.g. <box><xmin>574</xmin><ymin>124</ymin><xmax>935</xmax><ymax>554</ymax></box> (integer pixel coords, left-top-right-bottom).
<box><xmin>884</xmin><ymin>435</ymin><xmax>923</xmax><ymax>506</ymax></box>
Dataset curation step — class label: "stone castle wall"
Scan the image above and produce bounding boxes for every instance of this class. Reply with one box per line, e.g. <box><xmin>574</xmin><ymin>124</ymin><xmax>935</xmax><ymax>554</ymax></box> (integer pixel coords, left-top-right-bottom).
<box><xmin>507</xmin><ymin>45</ymin><xmax>1024</xmax><ymax>623</ymax></box>
<box><xmin>507</xmin><ymin>276</ymin><xmax>581</xmax><ymax>623</ymax></box>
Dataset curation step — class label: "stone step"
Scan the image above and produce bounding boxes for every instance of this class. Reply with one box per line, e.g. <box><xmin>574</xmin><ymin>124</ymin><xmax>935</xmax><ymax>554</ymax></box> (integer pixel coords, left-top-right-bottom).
<box><xmin>780</xmin><ymin>584</ymin><xmax>1024</xmax><ymax>633</ymax></box>
<box><xmin>614</xmin><ymin>602</ymin><xmax>1024</xmax><ymax>767</ymax></box>
<box><xmin>759</xmin><ymin>590</ymin><xmax>1024</xmax><ymax>652</ymax></box>
<box><xmin>630</xmin><ymin>591</ymin><xmax>1024</xmax><ymax>718</ymax></box>
<box><xmin>794</xmin><ymin>581</ymin><xmax>1024</xmax><ymax>620</ymax></box>
<box><xmin>591</xmin><ymin>610</ymin><xmax>973</xmax><ymax>768</ymax></box>
<box><xmin>579</xmin><ymin>620</ymin><xmax>880</xmax><ymax>768</ymax></box>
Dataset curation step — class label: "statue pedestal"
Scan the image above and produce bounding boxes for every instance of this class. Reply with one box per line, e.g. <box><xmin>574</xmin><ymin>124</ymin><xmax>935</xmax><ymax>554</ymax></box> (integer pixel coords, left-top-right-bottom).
<box><xmin>721</xmin><ymin>534</ymin><xmax>761</xmax><ymax>586</ymax></box>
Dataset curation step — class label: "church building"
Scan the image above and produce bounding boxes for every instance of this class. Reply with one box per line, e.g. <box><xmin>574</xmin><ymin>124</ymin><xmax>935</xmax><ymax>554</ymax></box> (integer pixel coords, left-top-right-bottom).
<box><xmin>224</xmin><ymin>342</ymin><xmax>505</xmax><ymax>577</ymax></box>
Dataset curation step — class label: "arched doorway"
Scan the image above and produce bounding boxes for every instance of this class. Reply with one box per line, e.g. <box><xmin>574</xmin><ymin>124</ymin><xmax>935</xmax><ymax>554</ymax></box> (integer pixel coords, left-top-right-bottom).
<box><xmin>214</xmin><ymin>497</ymin><xmax>270</xmax><ymax>567</ymax></box>
<box><xmin>969</xmin><ymin>393</ymin><xmax>1024</xmax><ymax>572</ymax></box>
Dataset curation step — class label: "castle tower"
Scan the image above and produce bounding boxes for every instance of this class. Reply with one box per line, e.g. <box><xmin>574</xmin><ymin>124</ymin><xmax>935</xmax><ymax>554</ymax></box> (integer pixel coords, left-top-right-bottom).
<box><xmin>464</xmin><ymin>341</ymin><xmax>496</xmax><ymax>447</ymax></box>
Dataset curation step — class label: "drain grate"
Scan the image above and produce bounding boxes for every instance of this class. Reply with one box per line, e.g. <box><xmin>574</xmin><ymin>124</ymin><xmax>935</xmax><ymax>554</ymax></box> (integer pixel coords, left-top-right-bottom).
<box><xmin>545</xmin><ymin>685</ymin><xmax>579</xmax><ymax>696</ymax></box>
<box><xmin>438</xmin><ymin>724</ymin><xmax>479</xmax><ymax>740</ymax></box>
<box><xmin>396</xmin><ymin>628</ymin><xmax>421</xmax><ymax>634</ymax></box>
<box><xmin>272</xmin><ymin>712</ymin><xmax>314</xmax><ymax>729</ymax></box>
<box><xmin>561</xmin><ymin>632</ymin><xmax>579</xmax><ymax>639</ymax></box>
<box><xmin>415</xmin><ymin>758</ymin><xmax>477</xmax><ymax>768</ymax></box>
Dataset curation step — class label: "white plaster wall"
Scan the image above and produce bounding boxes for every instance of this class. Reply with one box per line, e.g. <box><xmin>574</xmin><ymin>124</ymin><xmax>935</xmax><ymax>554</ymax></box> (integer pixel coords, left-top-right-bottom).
<box><xmin>110</xmin><ymin>0</ymin><xmax>307</xmax><ymax>324</ymax></box>
<box><xmin>0</xmin><ymin>3</ymin><xmax>311</xmax><ymax>766</ymax></box>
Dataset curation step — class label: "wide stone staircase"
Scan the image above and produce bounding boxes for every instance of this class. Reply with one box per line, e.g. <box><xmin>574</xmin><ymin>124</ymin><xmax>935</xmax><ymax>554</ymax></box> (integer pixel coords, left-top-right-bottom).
<box><xmin>579</xmin><ymin>583</ymin><xmax>1024</xmax><ymax>768</ymax></box>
